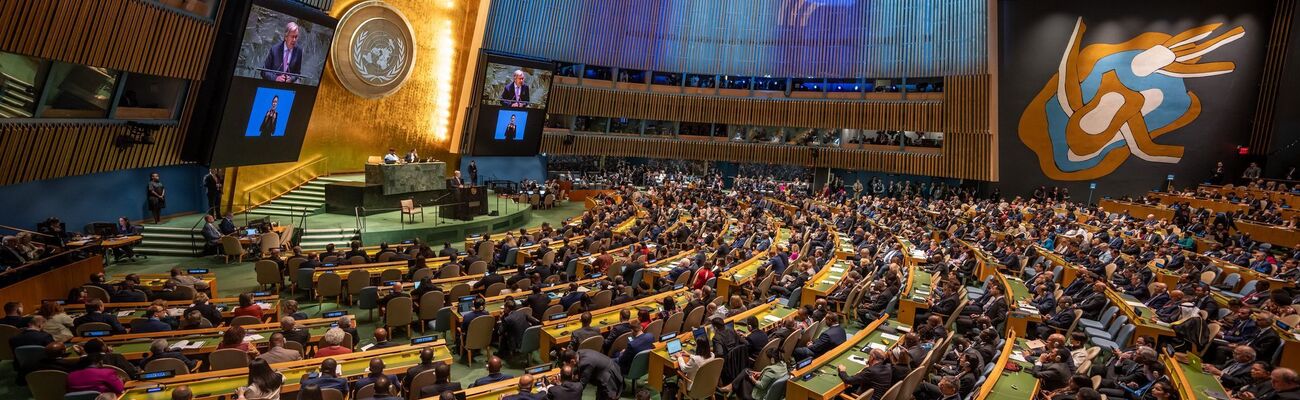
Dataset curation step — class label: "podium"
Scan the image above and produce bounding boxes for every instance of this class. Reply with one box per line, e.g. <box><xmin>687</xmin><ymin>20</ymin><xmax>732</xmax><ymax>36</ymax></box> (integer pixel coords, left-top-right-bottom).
<box><xmin>442</xmin><ymin>186</ymin><xmax>488</xmax><ymax>221</ymax></box>
<box><xmin>325</xmin><ymin>162</ymin><xmax>450</xmax><ymax>215</ymax></box>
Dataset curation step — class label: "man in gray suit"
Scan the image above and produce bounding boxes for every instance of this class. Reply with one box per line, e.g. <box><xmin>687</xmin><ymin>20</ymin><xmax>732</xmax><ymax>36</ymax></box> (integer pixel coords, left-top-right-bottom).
<box><xmin>201</xmin><ymin>214</ymin><xmax>222</xmax><ymax>255</ymax></box>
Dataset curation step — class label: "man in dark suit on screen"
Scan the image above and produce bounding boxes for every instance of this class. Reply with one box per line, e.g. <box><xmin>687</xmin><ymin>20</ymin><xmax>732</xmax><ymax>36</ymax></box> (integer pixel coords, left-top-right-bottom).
<box><xmin>499</xmin><ymin>70</ymin><xmax>531</xmax><ymax>107</ymax></box>
<box><xmin>261</xmin><ymin>22</ymin><xmax>303</xmax><ymax>83</ymax></box>
<box><xmin>259</xmin><ymin>96</ymin><xmax>279</xmax><ymax>136</ymax></box>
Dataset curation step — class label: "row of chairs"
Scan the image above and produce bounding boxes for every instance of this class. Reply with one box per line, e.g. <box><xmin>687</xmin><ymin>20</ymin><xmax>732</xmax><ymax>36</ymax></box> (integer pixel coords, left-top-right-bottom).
<box><xmin>515</xmin><ymin>193</ymin><xmax>558</xmax><ymax>209</ymax></box>
<box><xmin>219</xmin><ymin>225</ymin><xmax>296</xmax><ymax>264</ymax></box>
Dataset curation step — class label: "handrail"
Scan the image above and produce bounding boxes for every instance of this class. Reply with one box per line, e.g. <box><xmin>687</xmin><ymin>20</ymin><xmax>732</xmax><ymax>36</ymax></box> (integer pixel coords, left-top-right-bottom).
<box><xmin>237</xmin><ymin>156</ymin><xmax>330</xmax><ymax>214</ymax></box>
<box><xmin>0</xmin><ymin>224</ymin><xmax>53</xmax><ymax>238</ymax></box>
<box><xmin>177</xmin><ymin>204</ymin><xmax>313</xmax><ymax>255</ymax></box>
<box><xmin>0</xmin><ymin>248</ymin><xmax>89</xmax><ymax>287</ymax></box>
<box><xmin>188</xmin><ymin>207</ymin><xmax>216</xmax><ymax>256</ymax></box>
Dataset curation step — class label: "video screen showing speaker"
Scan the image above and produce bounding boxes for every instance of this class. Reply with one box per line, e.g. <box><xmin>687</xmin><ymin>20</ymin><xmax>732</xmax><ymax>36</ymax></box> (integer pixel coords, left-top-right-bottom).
<box><xmin>480</xmin><ymin>62</ymin><xmax>553</xmax><ymax>109</ymax></box>
<box><xmin>234</xmin><ymin>4</ymin><xmax>333</xmax><ymax>87</ymax></box>
<box><xmin>469</xmin><ymin>52</ymin><xmax>553</xmax><ymax>156</ymax></box>
<box><xmin>207</xmin><ymin>0</ymin><xmax>336</xmax><ymax>168</ymax></box>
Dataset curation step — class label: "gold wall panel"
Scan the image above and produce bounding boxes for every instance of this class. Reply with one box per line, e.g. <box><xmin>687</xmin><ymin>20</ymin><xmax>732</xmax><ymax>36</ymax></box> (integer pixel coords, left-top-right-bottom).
<box><xmin>230</xmin><ymin>0</ymin><xmax>483</xmax><ymax>200</ymax></box>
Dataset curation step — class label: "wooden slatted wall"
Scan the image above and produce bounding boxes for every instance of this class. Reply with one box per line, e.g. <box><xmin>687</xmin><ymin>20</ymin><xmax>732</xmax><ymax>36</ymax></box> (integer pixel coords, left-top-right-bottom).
<box><xmin>542</xmin><ymin>74</ymin><xmax>993</xmax><ymax>180</ymax></box>
<box><xmin>0</xmin><ymin>0</ymin><xmax>219</xmax><ymax>80</ymax></box>
<box><xmin>0</xmin><ymin>0</ymin><xmax>221</xmax><ymax>186</ymax></box>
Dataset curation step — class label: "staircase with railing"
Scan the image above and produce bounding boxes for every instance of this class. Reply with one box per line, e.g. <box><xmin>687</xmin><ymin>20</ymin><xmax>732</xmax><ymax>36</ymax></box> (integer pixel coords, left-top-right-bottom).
<box><xmin>0</xmin><ymin>72</ymin><xmax>37</xmax><ymax>118</ymax></box>
<box><xmin>135</xmin><ymin>158</ymin><xmax>356</xmax><ymax>256</ymax></box>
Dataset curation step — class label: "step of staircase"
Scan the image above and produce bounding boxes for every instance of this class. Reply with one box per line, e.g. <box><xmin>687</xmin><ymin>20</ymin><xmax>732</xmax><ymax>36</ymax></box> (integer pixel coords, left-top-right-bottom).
<box><xmin>138</xmin><ymin>225</ymin><xmax>203</xmax><ymax>256</ymax></box>
<box><xmin>138</xmin><ymin>239</ymin><xmax>204</xmax><ymax>249</ymax></box>
<box><xmin>315</xmin><ymin>176</ymin><xmax>358</xmax><ymax>183</ymax></box>
<box><xmin>280</xmin><ymin>193</ymin><xmax>324</xmax><ymax>202</ymax></box>
<box><xmin>268</xmin><ymin>198</ymin><xmax>321</xmax><ymax>207</ymax></box>
<box><xmin>132</xmin><ymin>247</ymin><xmax>198</xmax><ymax>256</ymax></box>
<box><xmin>243</xmin><ymin>208</ymin><xmax>303</xmax><ymax>217</ymax></box>
<box><xmin>141</xmin><ymin>233</ymin><xmax>204</xmax><ymax>242</ymax></box>
<box><xmin>303</xmin><ymin>227</ymin><xmax>354</xmax><ymax>234</ymax></box>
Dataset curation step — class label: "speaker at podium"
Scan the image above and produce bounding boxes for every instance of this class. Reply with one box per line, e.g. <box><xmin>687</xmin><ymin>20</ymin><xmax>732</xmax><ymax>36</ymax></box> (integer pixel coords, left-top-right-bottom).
<box><xmin>442</xmin><ymin>186</ymin><xmax>488</xmax><ymax>221</ymax></box>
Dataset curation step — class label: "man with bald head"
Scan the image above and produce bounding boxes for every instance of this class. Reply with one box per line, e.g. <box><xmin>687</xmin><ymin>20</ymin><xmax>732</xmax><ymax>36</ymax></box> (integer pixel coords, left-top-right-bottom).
<box><xmin>33</xmin><ymin>342</ymin><xmax>77</xmax><ymax>371</ymax></box>
<box><xmin>261</xmin><ymin>21</ymin><xmax>302</xmax><ymax>83</ymax></box>
<box><xmin>255</xmin><ymin>332</ymin><xmax>302</xmax><ymax>364</ymax></box>
<box><xmin>1144</xmin><ymin>282</ymin><xmax>1170</xmax><ymax>309</ymax></box>
<box><xmin>545</xmin><ymin>365</ymin><xmax>585</xmax><ymax>400</ymax></box>
<box><xmin>300</xmin><ymin>358</ymin><xmax>348</xmax><ymax>393</ymax></box>
<box><xmin>837</xmin><ymin>348</ymin><xmax>893</xmax><ymax>398</ymax></box>
<box><xmin>502</xmin><ymin>373</ymin><xmax>543</xmax><ymax>400</ymax></box>
<box><xmin>368</xmin><ymin>327</ymin><xmax>397</xmax><ymax>349</ymax></box>
<box><xmin>353</xmin><ymin>358</ymin><xmax>400</xmax><ymax>396</ymax></box>
<box><xmin>171</xmin><ymin>386</ymin><xmax>193</xmax><ymax>400</ymax></box>
<box><xmin>371</xmin><ymin>375</ymin><xmax>404</xmax><ymax>400</ymax></box>
<box><xmin>1270</xmin><ymin>368</ymin><xmax>1300</xmax><ymax>399</ymax></box>
<box><xmin>472</xmin><ymin>356</ymin><xmax>514</xmax><ymax>387</ymax></box>
<box><xmin>404</xmin><ymin>348</ymin><xmax>437</xmax><ymax>390</ymax></box>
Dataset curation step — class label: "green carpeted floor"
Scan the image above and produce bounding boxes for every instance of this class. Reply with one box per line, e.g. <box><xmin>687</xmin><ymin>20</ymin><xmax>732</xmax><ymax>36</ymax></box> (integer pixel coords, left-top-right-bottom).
<box><xmin>0</xmin><ymin>200</ymin><xmax>628</xmax><ymax>399</ymax></box>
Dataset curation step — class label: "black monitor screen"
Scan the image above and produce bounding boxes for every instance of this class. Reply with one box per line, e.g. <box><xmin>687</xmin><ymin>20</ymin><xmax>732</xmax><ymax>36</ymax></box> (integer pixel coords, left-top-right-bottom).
<box><xmin>468</xmin><ymin>52</ymin><xmax>553</xmax><ymax>156</ymax></box>
<box><xmin>206</xmin><ymin>0</ymin><xmax>336</xmax><ymax>168</ymax></box>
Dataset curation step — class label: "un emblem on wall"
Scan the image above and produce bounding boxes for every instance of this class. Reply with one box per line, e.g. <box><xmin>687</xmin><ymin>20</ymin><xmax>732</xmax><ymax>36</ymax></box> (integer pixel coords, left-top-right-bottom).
<box><xmin>331</xmin><ymin>1</ymin><xmax>415</xmax><ymax>98</ymax></box>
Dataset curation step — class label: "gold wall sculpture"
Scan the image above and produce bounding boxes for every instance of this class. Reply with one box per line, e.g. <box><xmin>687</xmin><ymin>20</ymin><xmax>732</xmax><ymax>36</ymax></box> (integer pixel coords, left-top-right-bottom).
<box><xmin>228</xmin><ymin>0</ymin><xmax>483</xmax><ymax>203</ymax></box>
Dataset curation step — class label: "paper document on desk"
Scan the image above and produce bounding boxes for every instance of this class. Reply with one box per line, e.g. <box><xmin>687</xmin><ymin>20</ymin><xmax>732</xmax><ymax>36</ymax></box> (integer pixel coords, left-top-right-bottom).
<box><xmin>244</xmin><ymin>334</ymin><xmax>265</xmax><ymax>342</ymax></box>
<box><xmin>170</xmin><ymin>340</ymin><xmax>205</xmax><ymax>350</ymax></box>
<box><xmin>830</xmin><ymin>267</ymin><xmax>845</xmax><ymax>273</ymax></box>
<box><xmin>1025</xmin><ymin>340</ymin><xmax>1046</xmax><ymax>350</ymax></box>
<box><xmin>1125</xmin><ymin>300</ymin><xmax>1146</xmax><ymax>309</ymax></box>
<box><xmin>256</xmin><ymin>303</ymin><xmax>273</xmax><ymax>310</ymax></box>
<box><xmin>1009</xmin><ymin>353</ymin><xmax>1028</xmax><ymax>363</ymax></box>
<box><xmin>576</xmin><ymin>286</ymin><xmax>590</xmax><ymax>293</ymax></box>
<box><xmin>881</xmin><ymin>333</ymin><xmax>900</xmax><ymax>341</ymax></box>
<box><xmin>117</xmin><ymin>311</ymin><xmax>133</xmax><ymax>317</ymax></box>
<box><xmin>867</xmin><ymin>342</ymin><xmax>888</xmax><ymax>351</ymax></box>
<box><xmin>763</xmin><ymin>315</ymin><xmax>781</xmax><ymax>323</ymax></box>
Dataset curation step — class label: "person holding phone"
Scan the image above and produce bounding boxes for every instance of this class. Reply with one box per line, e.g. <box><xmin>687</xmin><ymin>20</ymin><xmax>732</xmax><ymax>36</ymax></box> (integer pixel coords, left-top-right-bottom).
<box><xmin>719</xmin><ymin>346</ymin><xmax>786</xmax><ymax>400</ymax></box>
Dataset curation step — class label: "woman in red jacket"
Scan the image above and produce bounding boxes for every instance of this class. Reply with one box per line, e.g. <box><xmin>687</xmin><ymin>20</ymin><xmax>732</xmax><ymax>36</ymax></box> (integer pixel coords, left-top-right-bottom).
<box><xmin>232</xmin><ymin>292</ymin><xmax>264</xmax><ymax>321</ymax></box>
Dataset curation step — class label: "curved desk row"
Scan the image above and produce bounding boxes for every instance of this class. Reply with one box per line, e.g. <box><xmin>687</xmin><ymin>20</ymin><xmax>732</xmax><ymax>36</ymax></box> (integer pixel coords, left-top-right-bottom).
<box><xmin>118</xmin><ymin>341</ymin><xmax>452</xmax><ymax>399</ymax></box>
